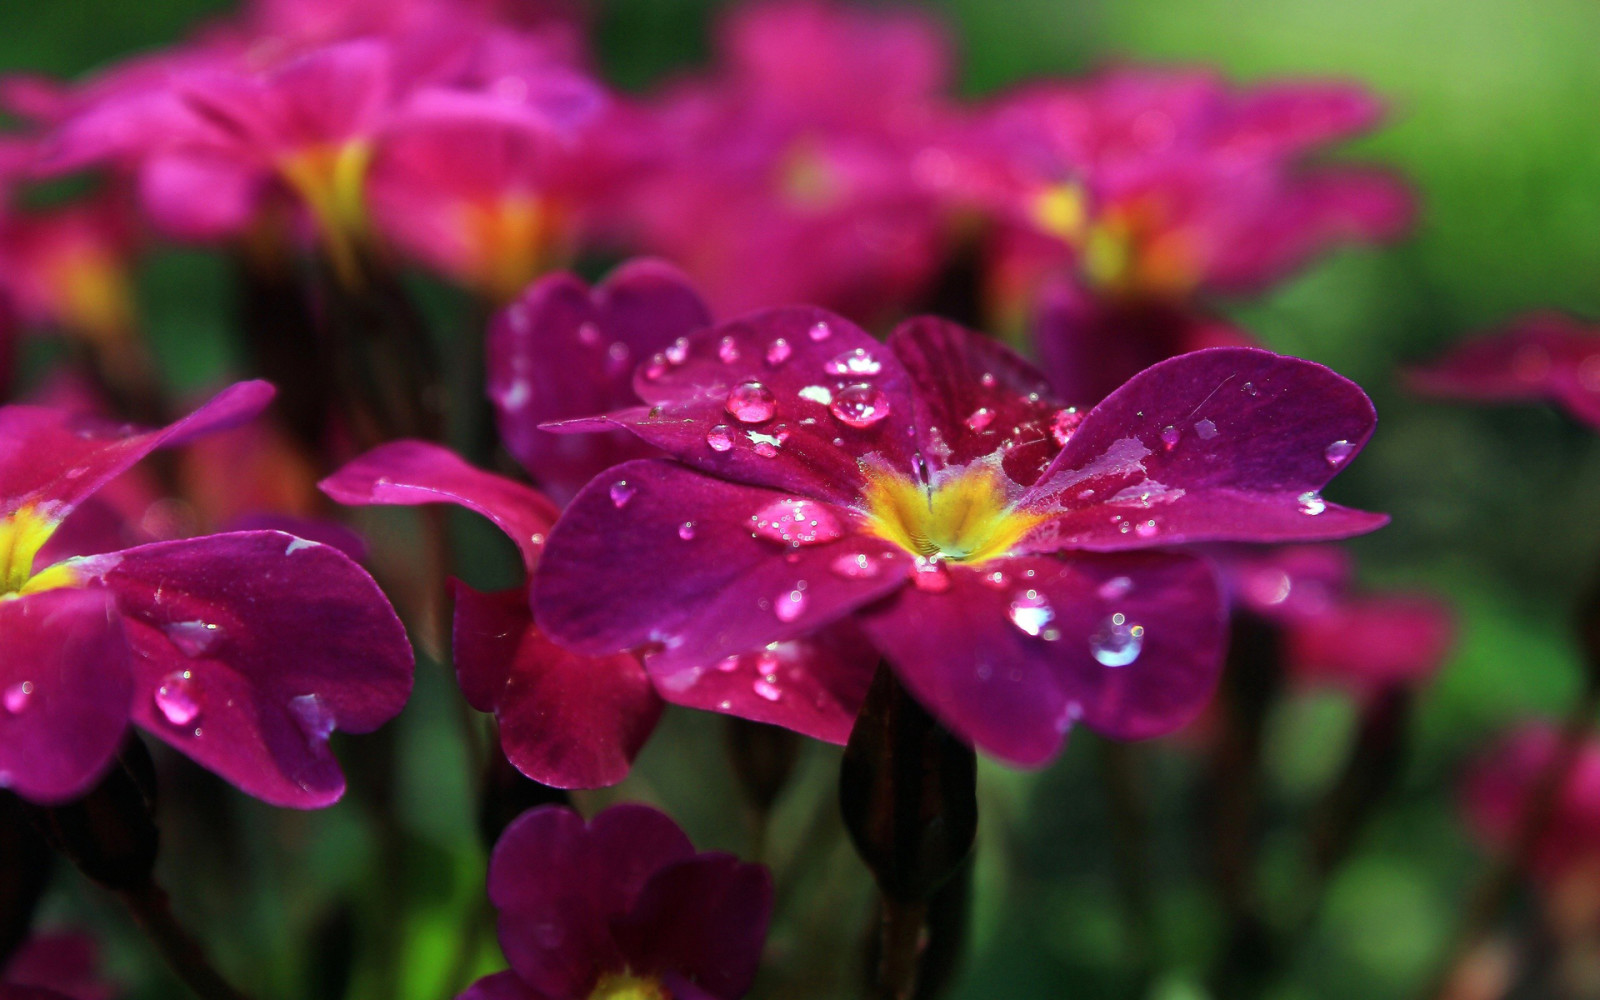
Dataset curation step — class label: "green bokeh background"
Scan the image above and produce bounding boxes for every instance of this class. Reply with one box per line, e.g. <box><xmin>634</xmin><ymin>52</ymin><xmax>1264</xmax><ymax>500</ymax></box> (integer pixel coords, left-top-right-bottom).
<box><xmin>4</xmin><ymin>1</ymin><xmax>1598</xmax><ymax>998</ymax></box>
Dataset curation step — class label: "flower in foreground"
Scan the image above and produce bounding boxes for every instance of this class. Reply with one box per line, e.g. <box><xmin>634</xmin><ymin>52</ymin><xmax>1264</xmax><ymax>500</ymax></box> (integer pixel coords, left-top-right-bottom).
<box><xmin>0</xmin><ymin>381</ymin><xmax>413</xmax><ymax>806</ymax></box>
<box><xmin>535</xmin><ymin>309</ymin><xmax>1386</xmax><ymax>763</ymax></box>
<box><xmin>460</xmin><ymin>803</ymin><xmax>771</xmax><ymax>1000</ymax></box>
<box><xmin>1409</xmin><ymin>312</ymin><xmax>1600</xmax><ymax>430</ymax></box>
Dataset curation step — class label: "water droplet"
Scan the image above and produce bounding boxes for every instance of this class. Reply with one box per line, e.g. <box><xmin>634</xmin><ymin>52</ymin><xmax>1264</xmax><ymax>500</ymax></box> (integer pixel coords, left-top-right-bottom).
<box><xmin>1243</xmin><ymin>381</ymin><xmax>1258</xmax><ymax>396</ymax></box>
<box><xmin>155</xmin><ymin>671</ymin><xmax>202</xmax><ymax>726</ymax></box>
<box><xmin>966</xmin><ymin>408</ymin><xmax>996</xmax><ymax>432</ymax></box>
<box><xmin>1194</xmin><ymin>418</ymin><xmax>1218</xmax><ymax>440</ymax></box>
<box><xmin>980</xmin><ymin>569</ymin><xmax>1009</xmax><ymax>589</ymax></box>
<box><xmin>980</xmin><ymin>372</ymin><xmax>997</xmax><ymax>388</ymax></box>
<box><xmin>766</xmin><ymin>338</ymin><xmax>792</xmax><ymax>365</ymax></box>
<box><xmin>1134</xmin><ymin>519</ymin><xmax>1158</xmax><ymax>538</ymax></box>
<box><xmin>774</xmin><ymin>587</ymin><xmax>808</xmax><ymax>622</ymax></box>
<box><xmin>707</xmin><ymin>425</ymin><xmax>734</xmax><ymax>452</ymax></box>
<box><xmin>289</xmin><ymin>693</ymin><xmax>336</xmax><ymax>743</ymax></box>
<box><xmin>753</xmin><ymin>499</ymin><xmax>843</xmax><ymax>546</ymax></box>
<box><xmin>164</xmin><ymin>620</ymin><xmax>221</xmax><ymax>657</ymax></box>
<box><xmin>829</xmin><ymin>383</ymin><xmax>891</xmax><ymax>428</ymax></box>
<box><xmin>753</xmin><ymin>678</ymin><xmax>783</xmax><ymax>701</ymax></box>
<box><xmin>909</xmin><ymin>558</ymin><xmax>951</xmax><ymax>593</ymax></box>
<box><xmin>726</xmin><ymin>382</ymin><xmax>777</xmax><ymax>423</ymax></box>
<box><xmin>3</xmin><ymin>681</ymin><xmax>33</xmax><ymax>714</ymax></box>
<box><xmin>716</xmin><ymin>655</ymin><xmax>741</xmax><ymax>673</ymax></box>
<box><xmin>1324</xmin><ymin>440</ymin><xmax>1355</xmax><ymax>466</ymax></box>
<box><xmin>678</xmin><ymin>521</ymin><xmax>697</xmax><ymax>541</ymax></box>
<box><xmin>644</xmin><ymin>353</ymin><xmax>669</xmax><ymax>380</ymax></box>
<box><xmin>577</xmin><ymin>320</ymin><xmax>602</xmax><ymax>346</ymax></box>
<box><xmin>714</xmin><ymin>335</ymin><xmax>741</xmax><ymax>363</ymax></box>
<box><xmin>1097</xmin><ymin>576</ymin><xmax>1134</xmax><ymax>600</ymax></box>
<box><xmin>830</xmin><ymin>551</ymin><xmax>883</xmax><ymax>578</ymax></box>
<box><xmin>1160</xmin><ymin>425</ymin><xmax>1180</xmax><ymax>450</ymax></box>
<box><xmin>664</xmin><ymin>337</ymin><xmax>690</xmax><ymax>365</ymax></box>
<box><xmin>1050</xmin><ymin>408</ymin><xmax>1083</xmax><ymax>446</ymax></box>
<box><xmin>1089</xmin><ymin>614</ymin><xmax>1145</xmax><ymax>667</ymax></box>
<box><xmin>1008</xmin><ymin>589</ymin><xmax>1057</xmax><ymax>638</ymax></box>
<box><xmin>808</xmin><ymin>320</ymin><xmax>833</xmax><ymax>342</ymax></box>
<box><xmin>605</xmin><ymin>342</ymin><xmax>630</xmax><ymax>374</ymax></box>
<box><xmin>824</xmin><ymin>348</ymin><xmax>882</xmax><ymax>376</ymax></box>
<box><xmin>609</xmin><ymin>480</ymin><xmax>637</xmax><ymax>508</ymax></box>
<box><xmin>1297</xmin><ymin>491</ymin><xmax>1326</xmax><ymax>515</ymax></box>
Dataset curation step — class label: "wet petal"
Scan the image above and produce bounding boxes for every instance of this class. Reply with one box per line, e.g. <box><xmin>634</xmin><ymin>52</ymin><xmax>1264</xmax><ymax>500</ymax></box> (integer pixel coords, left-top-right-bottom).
<box><xmin>453</xmin><ymin>581</ymin><xmax>660</xmax><ymax>789</ymax></box>
<box><xmin>614</xmin><ymin>855</ymin><xmax>773</xmax><ymax>999</ymax></box>
<box><xmin>1022</xmin><ymin>347</ymin><xmax>1386</xmax><ymax>550</ymax></box>
<box><xmin>0</xmin><ymin>589</ymin><xmax>129</xmax><ymax>805</ymax></box>
<box><xmin>320</xmin><ymin>440</ymin><xmax>557</xmax><ymax>570</ymax></box>
<box><xmin>75</xmin><ymin>531</ymin><xmax>413</xmax><ymax>809</ymax></box>
<box><xmin>858</xmin><ymin>552</ymin><xmax>1225</xmax><ymax>764</ymax></box>
<box><xmin>536</xmin><ymin>459</ymin><xmax>909</xmax><ymax>676</ymax></box>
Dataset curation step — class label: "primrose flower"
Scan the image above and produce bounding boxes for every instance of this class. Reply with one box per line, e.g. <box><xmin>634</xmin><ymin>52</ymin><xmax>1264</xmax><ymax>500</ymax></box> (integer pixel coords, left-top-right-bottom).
<box><xmin>460</xmin><ymin>803</ymin><xmax>771</xmax><ymax>1000</ymax></box>
<box><xmin>1464</xmin><ymin>724</ymin><xmax>1600</xmax><ymax>885</ymax></box>
<box><xmin>535</xmin><ymin>310</ymin><xmax>1385</xmax><ymax>764</ymax></box>
<box><xmin>1409</xmin><ymin>313</ymin><xmax>1600</xmax><ymax>430</ymax></box>
<box><xmin>0</xmin><ymin>381</ymin><xmax>413</xmax><ymax>806</ymax></box>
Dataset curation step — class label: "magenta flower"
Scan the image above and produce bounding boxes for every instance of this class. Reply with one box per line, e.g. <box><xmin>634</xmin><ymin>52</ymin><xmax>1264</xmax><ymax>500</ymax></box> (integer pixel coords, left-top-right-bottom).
<box><xmin>487</xmin><ymin>259</ymin><xmax>713</xmax><ymax>503</ymax></box>
<box><xmin>1410</xmin><ymin>313</ymin><xmax>1600</xmax><ymax>430</ymax></box>
<box><xmin>1223</xmin><ymin>545</ymin><xmax>1453</xmax><ymax>699</ymax></box>
<box><xmin>1463</xmin><ymin>724</ymin><xmax>1600</xmax><ymax>884</ymax></box>
<box><xmin>3</xmin><ymin>932</ymin><xmax>116</xmax><ymax>1000</ymax></box>
<box><xmin>535</xmin><ymin>310</ymin><xmax>1385</xmax><ymax>764</ymax></box>
<box><xmin>0</xmin><ymin>381</ymin><xmax>413</xmax><ymax>807</ymax></box>
<box><xmin>460</xmin><ymin>803</ymin><xmax>771</xmax><ymax>1000</ymax></box>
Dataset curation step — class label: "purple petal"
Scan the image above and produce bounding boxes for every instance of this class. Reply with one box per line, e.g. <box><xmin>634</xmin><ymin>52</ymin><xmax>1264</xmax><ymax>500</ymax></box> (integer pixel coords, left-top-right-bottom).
<box><xmin>489</xmin><ymin>261</ymin><xmax>713</xmax><ymax>503</ymax></box>
<box><xmin>1409</xmin><ymin>313</ymin><xmax>1600</xmax><ymax>429</ymax></box>
<box><xmin>455</xmin><ymin>971</ymin><xmax>539</xmax><ymax>1000</ymax></box>
<box><xmin>320</xmin><ymin>441</ymin><xmax>557</xmax><ymax>570</ymax></box>
<box><xmin>655</xmin><ymin>622</ymin><xmax>877</xmax><ymax>745</ymax></box>
<box><xmin>614</xmin><ymin>855</ymin><xmax>773</xmax><ymax>1000</ymax></box>
<box><xmin>0</xmin><ymin>589</ymin><xmax>130</xmax><ymax>805</ymax></box>
<box><xmin>555</xmin><ymin>308</ymin><xmax>919</xmax><ymax>505</ymax></box>
<box><xmin>1021</xmin><ymin>347</ymin><xmax>1386</xmax><ymax>550</ymax></box>
<box><xmin>858</xmin><ymin>552</ymin><xmax>1226</xmax><ymax>764</ymax></box>
<box><xmin>0</xmin><ymin>381</ymin><xmax>274</xmax><ymax>521</ymax></box>
<box><xmin>535</xmin><ymin>459</ymin><xmax>910</xmax><ymax>676</ymax></box>
<box><xmin>221</xmin><ymin>514</ymin><xmax>369</xmax><ymax>563</ymax></box>
<box><xmin>453</xmin><ymin>581</ymin><xmax>661</xmax><ymax>789</ymax></box>
<box><xmin>76</xmin><ymin>531</ymin><xmax>413</xmax><ymax>809</ymax></box>
<box><xmin>1286</xmin><ymin>592</ymin><xmax>1454</xmax><ymax>696</ymax></box>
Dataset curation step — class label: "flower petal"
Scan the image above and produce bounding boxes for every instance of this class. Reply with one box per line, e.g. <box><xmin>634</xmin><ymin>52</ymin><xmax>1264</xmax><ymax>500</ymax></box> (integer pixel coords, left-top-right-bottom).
<box><xmin>1409</xmin><ymin>313</ymin><xmax>1600</xmax><ymax>429</ymax></box>
<box><xmin>453</xmin><ymin>581</ymin><xmax>661</xmax><ymax>789</ymax></box>
<box><xmin>0</xmin><ymin>589</ymin><xmax>130</xmax><ymax>805</ymax></box>
<box><xmin>1021</xmin><ymin>347</ymin><xmax>1386</xmax><ymax>550</ymax></box>
<box><xmin>858</xmin><ymin>552</ymin><xmax>1225</xmax><ymax>764</ymax></box>
<box><xmin>614</xmin><ymin>855</ymin><xmax>773</xmax><ymax>999</ymax></box>
<box><xmin>75</xmin><ymin>531</ymin><xmax>413</xmax><ymax>809</ymax></box>
<box><xmin>455</xmin><ymin>971</ymin><xmax>539</xmax><ymax>1000</ymax></box>
<box><xmin>536</xmin><ymin>459</ymin><xmax>910</xmax><ymax>676</ymax></box>
<box><xmin>320</xmin><ymin>440</ymin><xmax>556</xmax><ymax>570</ymax></box>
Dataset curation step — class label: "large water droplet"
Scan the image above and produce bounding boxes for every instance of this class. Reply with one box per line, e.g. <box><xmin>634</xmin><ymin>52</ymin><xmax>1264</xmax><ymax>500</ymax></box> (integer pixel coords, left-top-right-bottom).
<box><xmin>1194</xmin><ymin>418</ymin><xmax>1218</xmax><ymax>440</ymax></box>
<box><xmin>909</xmin><ymin>558</ymin><xmax>951</xmax><ymax>593</ymax></box>
<box><xmin>808</xmin><ymin>320</ymin><xmax>833</xmax><ymax>342</ymax></box>
<box><xmin>164</xmin><ymin>620</ymin><xmax>222</xmax><ymax>658</ymax></box>
<box><xmin>824</xmin><ymin>348</ymin><xmax>882</xmax><ymax>377</ymax></box>
<box><xmin>1050</xmin><ymin>408</ymin><xmax>1083</xmax><ymax>446</ymax></box>
<box><xmin>1089</xmin><ymin>614</ymin><xmax>1145</xmax><ymax>667</ymax></box>
<box><xmin>1159</xmin><ymin>425</ymin><xmax>1181</xmax><ymax>451</ymax></box>
<box><xmin>706</xmin><ymin>425</ymin><xmax>734</xmax><ymax>452</ymax></box>
<box><xmin>3</xmin><ymin>681</ymin><xmax>33</xmax><ymax>715</ymax></box>
<box><xmin>774</xmin><ymin>587</ymin><xmax>808</xmax><ymax>622</ymax></box>
<box><xmin>830</xmin><ymin>550</ymin><xmax>883</xmax><ymax>578</ymax></box>
<box><xmin>1324</xmin><ymin>440</ymin><xmax>1355</xmax><ymax>466</ymax></box>
<box><xmin>965</xmin><ymin>408</ymin><xmax>996</xmax><ymax>432</ymax></box>
<box><xmin>1008</xmin><ymin>589</ymin><xmax>1057</xmax><ymax>638</ymax></box>
<box><xmin>289</xmin><ymin>693</ymin><xmax>336</xmax><ymax>743</ymax></box>
<box><xmin>609</xmin><ymin>480</ymin><xmax>637</xmax><ymax>508</ymax></box>
<box><xmin>766</xmin><ymin>338</ymin><xmax>792</xmax><ymax>365</ymax></box>
<box><xmin>726</xmin><ymin>382</ymin><xmax>777</xmax><ymax>423</ymax></box>
<box><xmin>1297</xmin><ymin>491</ymin><xmax>1326</xmax><ymax>515</ymax></box>
<box><xmin>155</xmin><ymin>671</ymin><xmax>202</xmax><ymax>726</ymax></box>
<box><xmin>753</xmin><ymin>498</ymin><xmax>843</xmax><ymax>546</ymax></box>
<box><xmin>829</xmin><ymin>383</ymin><xmax>891</xmax><ymax>428</ymax></box>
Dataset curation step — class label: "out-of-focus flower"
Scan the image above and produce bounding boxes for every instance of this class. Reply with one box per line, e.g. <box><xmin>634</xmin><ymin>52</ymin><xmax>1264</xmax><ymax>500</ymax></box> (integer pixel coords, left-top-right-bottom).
<box><xmin>3</xmin><ymin>932</ymin><xmax>116</xmax><ymax>1000</ymax></box>
<box><xmin>459</xmin><ymin>803</ymin><xmax>771</xmax><ymax>1000</ymax></box>
<box><xmin>1222</xmin><ymin>545</ymin><xmax>1453</xmax><ymax>699</ymax></box>
<box><xmin>0</xmin><ymin>382</ymin><xmax>413</xmax><ymax>807</ymax></box>
<box><xmin>1409</xmin><ymin>313</ymin><xmax>1600</xmax><ymax>430</ymax></box>
<box><xmin>1464</xmin><ymin>723</ymin><xmax>1600</xmax><ymax>884</ymax></box>
<box><xmin>611</xmin><ymin>0</ymin><xmax>958</xmax><ymax>320</ymax></box>
<box><xmin>535</xmin><ymin>310</ymin><xmax>1385</xmax><ymax>765</ymax></box>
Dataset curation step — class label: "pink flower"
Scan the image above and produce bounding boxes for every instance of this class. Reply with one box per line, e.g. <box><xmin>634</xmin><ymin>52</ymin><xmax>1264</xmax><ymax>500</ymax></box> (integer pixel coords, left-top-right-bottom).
<box><xmin>1409</xmin><ymin>312</ymin><xmax>1600</xmax><ymax>430</ymax></box>
<box><xmin>1463</xmin><ymin>724</ymin><xmax>1600</xmax><ymax>884</ymax></box>
<box><xmin>3</xmin><ymin>932</ymin><xmax>116</xmax><ymax>1000</ymax></box>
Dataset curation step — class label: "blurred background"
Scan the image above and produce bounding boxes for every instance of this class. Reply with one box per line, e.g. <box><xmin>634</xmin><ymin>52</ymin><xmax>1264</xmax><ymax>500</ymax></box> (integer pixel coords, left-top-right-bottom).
<box><xmin>4</xmin><ymin>1</ymin><xmax>1599</xmax><ymax>998</ymax></box>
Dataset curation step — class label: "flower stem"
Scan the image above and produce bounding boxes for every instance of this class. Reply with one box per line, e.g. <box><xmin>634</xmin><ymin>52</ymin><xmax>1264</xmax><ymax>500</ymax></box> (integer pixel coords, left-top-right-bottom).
<box><xmin>119</xmin><ymin>880</ymin><xmax>255</xmax><ymax>1000</ymax></box>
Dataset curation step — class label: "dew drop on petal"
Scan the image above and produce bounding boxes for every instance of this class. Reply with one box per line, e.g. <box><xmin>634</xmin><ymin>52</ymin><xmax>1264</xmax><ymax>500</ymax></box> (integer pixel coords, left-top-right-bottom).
<box><xmin>664</xmin><ymin>337</ymin><xmax>690</xmax><ymax>365</ymax></box>
<box><xmin>289</xmin><ymin>693</ymin><xmax>336</xmax><ymax>744</ymax></box>
<box><xmin>979</xmin><ymin>569</ymin><xmax>1008</xmax><ymax>589</ymax></box>
<box><xmin>1160</xmin><ymin>425</ymin><xmax>1181</xmax><ymax>451</ymax></box>
<box><xmin>1134</xmin><ymin>519</ymin><xmax>1158</xmax><ymax>538</ymax></box>
<box><xmin>1089</xmin><ymin>614</ymin><xmax>1145</xmax><ymax>667</ymax></box>
<box><xmin>830</xmin><ymin>550</ymin><xmax>883</xmax><ymax>578</ymax></box>
<box><xmin>644</xmin><ymin>354</ymin><xmax>669</xmax><ymax>380</ymax></box>
<box><xmin>609</xmin><ymin>480</ymin><xmax>637</xmax><ymax>508</ymax></box>
<box><xmin>753</xmin><ymin>440</ymin><xmax>780</xmax><ymax>458</ymax></box>
<box><xmin>753</xmin><ymin>498</ymin><xmax>843</xmax><ymax>546</ymax></box>
<box><xmin>1007</xmin><ymin>589</ymin><xmax>1057</xmax><ymax>638</ymax></box>
<box><xmin>980</xmin><ymin>372</ymin><xmax>997</xmax><ymax>388</ymax></box>
<box><xmin>1297</xmin><ymin>491</ymin><xmax>1326</xmax><ymax>515</ymax></box>
<box><xmin>1097</xmin><ymin>576</ymin><xmax>1134</xmax><ymax>600</ymax></box>
<box><xmin>605</xmin><ymin>342</ymin><xmax>630</xmax><ymax>374</ymax></box>
<box><xmin>726</xmin><ymin>382</ymin><xmax>777</xmax><ymax>423</ymax></box>
<box><xmin>829</xmin><ymin>383</ymin><xmax>891</xmax><ymax>428</ymax></box>
<box><xmin>678</xmin><ymin>521</ymin><xmax>696</xmax><ymax>541</ymax></box>
<box><xmin>766</xmin><ymin>338</ymin><xmax>792</xmax><ymax>365</ymax></box>
<box><xmin>808</xmin><ymin>320</ymin><xmax>833</xmax><ymax>342</ymax></box>
<box><xmin>753</xmin><ymin>678</ymin><xmax>783</xmax><ymax>701</ymax></box>
<box><xmin>577</xmin><ymin>321</ymin><xmax>602</xmax><ymax>346</ymax></box>
<box><xmin>824</xmin><ymin>348</ymin><xmax>882</xmax><ymax>376</ymax></box>
<box><xmin>3</xmin><ymin>681</ymin><xmax>33</xmax><ymax>715</ymax></box>
<box><xmin>1194</xmin><ymin>418</ymin><xmax>1218</xmax><ymax>440</ymax></box>
<box><xmin>966</xmin><ymin>408</ymin><xmax>996</xmax><ymax>432</ymax></box>
<box><xmin>1324</xmin><ymin>440</ymin><xmax>1355</xmax><ymax>466</ymax></box>
<box><xmin>164</xmin><ymin>620</ymin><xmax>222</xmax><ymax>657</ymax></box>
<box><xmin>909</xmin><ymin>558</ymin><xmax>951</xmax><ymax>593</ymax></box>
<box><xmin>155</xmin><ymin>671</ymin><xmax>202</xmax><ymax>726</ymax></box>
<box><xmin>774</xmin><ymin>587</ymin><xmax>808</xmax><ymax>622</ymax></box>
<box><xmin>706</xmin><ymin>425</ymin><xmax>734</xmax><ymax>452</ymax></box>
<box><xmin>1050</xmin><ymin>408</ymin><xmax>1083</xmax><ymax>446</ymax></box>
<box><xmin>716</xmin><ymin>655</ymin><xmax>741</xmax><ymax>673</ymax></box>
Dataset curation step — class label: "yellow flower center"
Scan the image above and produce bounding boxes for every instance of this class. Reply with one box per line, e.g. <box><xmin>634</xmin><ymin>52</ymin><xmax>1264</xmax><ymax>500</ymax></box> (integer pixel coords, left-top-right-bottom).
<box><xmin>1080</xmin><ymin>199</ymin><xmax>1200</xmax><ymax>299</ymax></box>
<box><xmin>459</xmin><ymin>193</ymin><xmax>564</xmax><ymax>303</ymax></box>
<box><xmin>780</xmin><ymin>139</ymin><xmax>845</xmax><ymax>211</ymax></box>
<box><xmin>278</xmin><ymin>140</ymin><xmax>373</xmax><ymax>287</ymax></box>
<box><xmin>0</xmin><ymin>505</ymin><xmax>78</xmax><ymax>599</ymax></box>
<box><xmin>860</xmin><ymin>462</ymin><xmax>1045</xmax><ymax>566</ymax></box>
<box><xmin>47</xmin><ymin>247</ymin><xmax>136</xmax><ymax>343</ymax></box>
<box><xmin>1030</xmin><ymin>182</ymin><xmax>1087</xmax><ymax>243</ymax></box>
<box><xmin>588</xmin><ymin>971</ymin><xmax>669</xmax><ymax>1000</ymax></box>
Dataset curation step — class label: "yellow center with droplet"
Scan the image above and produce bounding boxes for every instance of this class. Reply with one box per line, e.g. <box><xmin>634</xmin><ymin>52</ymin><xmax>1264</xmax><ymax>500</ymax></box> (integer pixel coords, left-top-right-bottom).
<box><xmin>0</xmin><ymin>505</ymin><xmax>77</xmax><ymax>598</ymax></box>
<box><xmin>588</xmin><ymin>971</ymin><xmax>669</xmax><ymax>1000</ymax></box>
<box><xmin>860</xmin><ymin>463</ymin><xmax>1046</xmax><ymax>566</ymax></box>
<box><xmin>278</xmin><ymin>140</ymin><xmax>374</xmax><ymax>287</ymax></box>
